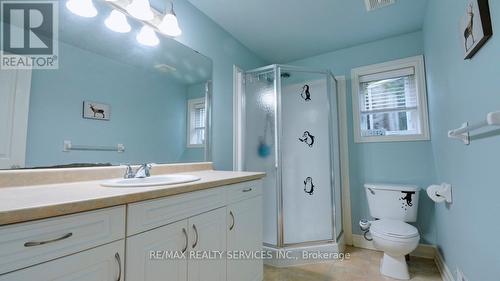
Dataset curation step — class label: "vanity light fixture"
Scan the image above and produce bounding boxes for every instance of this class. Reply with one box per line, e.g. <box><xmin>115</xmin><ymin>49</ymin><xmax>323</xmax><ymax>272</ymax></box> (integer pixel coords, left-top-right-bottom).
<box><xmin>66</xmin><ymin>0</ymin><xmax>98</xmax><ymax>18</ymax></box>
<box><xmin>126</xmin><ymin>0</ymin><xmax>154</xmax><ymax>21</ymax></box>
<box><xmin>137</xmin><ymin>25</ymin><xmax>159</xmax><ymax>46</ymax></box>
<box><xmin>105</xmin><ymin>10</ymin><xmax>131</xmax><ymax>33</ymax></box>
<box><xmin>158</xmin><ymin>1</ymin><xmax>182</xmax><ymax>37</ymax></box>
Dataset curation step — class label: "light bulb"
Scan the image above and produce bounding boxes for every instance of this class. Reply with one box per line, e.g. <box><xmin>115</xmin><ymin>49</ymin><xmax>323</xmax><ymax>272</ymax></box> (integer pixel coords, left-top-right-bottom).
<box><xmin>158</xmin><ymin>13</ymin><xmax>182</xmax><ymax>37</ymax></box>
<box><xmin>136</xmin><ymin>25</ymin><xmax>159</xmax><ymax>47</ymax></box>
<box><xmin>105</xmin><ymin>10</ymin><xmax>131</xmax><ymax>33</ymax></box>
<box><xmin>126</xmin><ymin>0</ymin><xmax>154</xmax><ymax>21</ymax></box>
<box><xmin>66</xmin><ymin>0</ymin><xmax>98</xmax><ymax>18</ymax></box>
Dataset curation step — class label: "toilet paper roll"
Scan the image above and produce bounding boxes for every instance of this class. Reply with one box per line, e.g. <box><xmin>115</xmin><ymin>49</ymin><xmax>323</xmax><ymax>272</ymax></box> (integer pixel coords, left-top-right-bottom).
<box><xmin>427</xmin><ymin>185</ymin><xmax>446</xmax><ymax>203</ymax></box>
<box><xmin>426</xmin><ymin>183</ymin><xmax>452</xmax><ymax>203</ymax></box>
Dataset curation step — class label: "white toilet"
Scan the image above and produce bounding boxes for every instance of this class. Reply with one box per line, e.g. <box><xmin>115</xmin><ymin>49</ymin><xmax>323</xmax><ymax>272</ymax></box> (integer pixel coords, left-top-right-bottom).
<box><xmin>364</xmin><ymin>183</ymin><xmax>420</xmax><ymax>280</ymax></box>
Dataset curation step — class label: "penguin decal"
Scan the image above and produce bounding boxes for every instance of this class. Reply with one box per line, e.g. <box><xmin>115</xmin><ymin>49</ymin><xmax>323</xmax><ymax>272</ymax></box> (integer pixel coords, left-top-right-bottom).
<box><xmin>399</xmin><ymin>191</ymin><xmax>416</xmax><ymax>210</ymax></box>
<box><xmin>300</xmin><ymin>85</ymin><xmax>311</xmax><ymax>101</ymax></box>
<box><xmin>298</xmin><ymin>131</ymin><xmax>315</xmax><ymax>147</ymax></box>
<box><xmin>304</xmin><ymin>177</ymin><xmax>315</xmax><ymax>195</ymax></box>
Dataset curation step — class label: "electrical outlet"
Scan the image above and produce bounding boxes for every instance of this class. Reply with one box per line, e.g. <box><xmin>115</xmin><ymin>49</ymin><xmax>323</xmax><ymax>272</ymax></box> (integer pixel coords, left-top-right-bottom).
<box><xmin>456</xmin><ymin>268</ymin><xmax>469</xmax><ymax>281</ymax></box>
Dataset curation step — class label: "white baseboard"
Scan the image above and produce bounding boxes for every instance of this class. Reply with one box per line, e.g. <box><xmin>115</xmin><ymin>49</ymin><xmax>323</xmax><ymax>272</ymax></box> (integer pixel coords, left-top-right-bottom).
<box><xmin>352</xmin><ymin>234</ymin><xmax>455</xmax><ymax>281</ymax></box>
<box><xmin>435</xmin><ymin>250</ymin><xmax>454</xmax><ymax>281</ymax></box>
<box><xmin>351</xmin><ymin>234</ymin><xmax>436</xmax><ymax>259</ymax></box>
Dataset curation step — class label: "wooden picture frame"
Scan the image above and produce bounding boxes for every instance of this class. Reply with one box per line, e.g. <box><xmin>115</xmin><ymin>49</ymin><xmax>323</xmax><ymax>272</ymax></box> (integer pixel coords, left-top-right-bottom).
<box><xmin>462</xmin><ymin>0</ymin><xmax>493</xmax><ymax>59</ymax></box>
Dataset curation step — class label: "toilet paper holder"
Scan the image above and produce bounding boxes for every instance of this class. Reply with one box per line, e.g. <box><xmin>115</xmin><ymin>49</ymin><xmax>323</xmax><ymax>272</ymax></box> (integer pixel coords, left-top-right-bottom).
<box><xmin>426</xmin><ymin>183</ymin><xmax>452</xmax><ymax>203</ymax></box>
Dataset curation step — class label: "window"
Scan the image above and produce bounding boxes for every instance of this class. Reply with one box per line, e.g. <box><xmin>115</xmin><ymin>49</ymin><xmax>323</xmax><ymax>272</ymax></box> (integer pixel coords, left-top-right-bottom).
<box><xmin>351</xmin><ymin>56</ymin><xmax>430</xmax><ymax>142</ymax></box>
<box><xmin>187</xmin><ymin>98</ymin><xmax>206</xmax><ymax>147</ymax></box>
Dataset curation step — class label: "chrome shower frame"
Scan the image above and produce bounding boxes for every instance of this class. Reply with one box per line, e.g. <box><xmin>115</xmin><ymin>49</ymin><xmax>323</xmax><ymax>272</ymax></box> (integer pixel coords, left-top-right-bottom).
<box><xmin>245</xmin><ymin>64</ymin><xmax>343</xmax><ymax>249</ymax></box>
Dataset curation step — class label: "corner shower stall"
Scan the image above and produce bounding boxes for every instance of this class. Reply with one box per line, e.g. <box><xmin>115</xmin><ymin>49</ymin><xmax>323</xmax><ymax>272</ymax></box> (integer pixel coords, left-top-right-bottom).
<box><xmin>241</xmin><ymin>65</ymin><xmax>343</xmax><ymax>257</ymax></box>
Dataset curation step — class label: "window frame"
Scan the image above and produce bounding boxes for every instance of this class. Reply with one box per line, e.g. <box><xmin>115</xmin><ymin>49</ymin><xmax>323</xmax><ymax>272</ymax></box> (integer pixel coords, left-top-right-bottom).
<box><xmin>186</xmin><ymin>97</ymin><xmax>206</xmax><ymax>148</ymax></box>
<box><xmin>351</xmin><ymin>55</ymin><xmax>430</xmax><ymax>143</ymax></box>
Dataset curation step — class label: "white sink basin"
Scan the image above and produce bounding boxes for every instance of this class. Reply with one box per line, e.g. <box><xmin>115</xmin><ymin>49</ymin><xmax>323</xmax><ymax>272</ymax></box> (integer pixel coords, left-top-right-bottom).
<box><xmin>101</xmin><ymin>175</ymin><xmax>201</xmax><ymax>187</ymax></box>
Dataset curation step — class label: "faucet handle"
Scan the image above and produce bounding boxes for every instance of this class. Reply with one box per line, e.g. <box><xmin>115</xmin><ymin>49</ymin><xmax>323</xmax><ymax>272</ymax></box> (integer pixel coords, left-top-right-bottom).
<box><xmin>135</xmin><ymin>163</ymin><xmax>155</xmax><ymax>178</ymax></box>
<box><xmin>122</xmin><ymin>164</ymin><xmax>135</xmax><ymax>179</ymax></box>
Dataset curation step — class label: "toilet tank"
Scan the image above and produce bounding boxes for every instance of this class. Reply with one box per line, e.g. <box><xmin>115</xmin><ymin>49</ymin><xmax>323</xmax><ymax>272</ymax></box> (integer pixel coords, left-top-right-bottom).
<box><xmin>365</xmin><ymin>183</ymin><xmax>420</xmax><ymax>222</ymax></box>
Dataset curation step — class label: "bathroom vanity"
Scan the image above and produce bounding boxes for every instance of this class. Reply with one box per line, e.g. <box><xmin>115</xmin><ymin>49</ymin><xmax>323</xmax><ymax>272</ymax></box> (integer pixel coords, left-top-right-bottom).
<box><xmin>0</xmin><ymin>164</ymin><xmax>265</xmax><ymax>281</ymax></box>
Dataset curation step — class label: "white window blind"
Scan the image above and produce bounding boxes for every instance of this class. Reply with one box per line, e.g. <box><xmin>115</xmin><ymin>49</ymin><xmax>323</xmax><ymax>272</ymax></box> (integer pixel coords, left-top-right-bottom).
<box><xmin>351</xmin><ymin>56</ymin><xmax>430</xmax><ymax>142</ymax></box>
<box><xmin>358</xmin><ymin>67</ymin><xmax>420</xmax><ymax>136</ymax></box>
<box><xmin>188</xmin><ymin>98</ymin><xmax>205</xmax><ymax>147</ymax></box>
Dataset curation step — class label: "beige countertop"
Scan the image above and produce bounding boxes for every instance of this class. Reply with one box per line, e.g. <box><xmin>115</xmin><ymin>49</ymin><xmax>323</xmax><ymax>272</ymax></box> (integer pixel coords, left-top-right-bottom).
<box><xmin>0</xmin><ymin>170</ymin><xmax>265</xmax><ymax>226</ymax></box>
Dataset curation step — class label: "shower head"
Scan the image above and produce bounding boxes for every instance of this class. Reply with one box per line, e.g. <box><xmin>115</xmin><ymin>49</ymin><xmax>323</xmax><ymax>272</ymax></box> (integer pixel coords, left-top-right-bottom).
<box><xmin>281</xmin><ymin>72</ymin><xmax>291</xmax><ymax>78</ymax></box>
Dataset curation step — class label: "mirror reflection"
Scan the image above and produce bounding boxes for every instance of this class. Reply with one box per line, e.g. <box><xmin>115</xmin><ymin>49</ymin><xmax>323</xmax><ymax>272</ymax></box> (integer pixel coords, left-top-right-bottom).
<box><xmin>0</xmin><ymin>0</ymin><xmax>212</xmax><ymax>170</ymax></box>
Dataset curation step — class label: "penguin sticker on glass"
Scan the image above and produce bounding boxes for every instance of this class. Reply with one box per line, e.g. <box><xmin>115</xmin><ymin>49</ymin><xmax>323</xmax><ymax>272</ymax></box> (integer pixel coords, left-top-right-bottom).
<box><xmin>298</xmin><ymin>131</ymin><xmax>315</xmax><ymax>147</ymax></box>
<box><xmin>304</xmin><ymin>177</ymin><xmax>315</xmax><ymax>195</ymax></box>
<box><xmin>300</xmin><ymin>84</ymin><xmax>311</xmax><ymax>101</ymax></box>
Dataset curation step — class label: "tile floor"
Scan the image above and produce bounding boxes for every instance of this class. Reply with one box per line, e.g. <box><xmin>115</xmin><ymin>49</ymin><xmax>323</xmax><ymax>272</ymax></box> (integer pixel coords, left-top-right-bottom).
<box><xmin>264</xmin><ymin>246</ymin><xmax>442</xmax><ymax>281</ymax></box>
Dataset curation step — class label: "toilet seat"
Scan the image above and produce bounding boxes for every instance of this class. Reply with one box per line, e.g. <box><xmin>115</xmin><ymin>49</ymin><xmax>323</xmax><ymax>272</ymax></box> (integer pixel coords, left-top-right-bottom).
<box><xmin>370</xmin><ymin>219</ymin><xmax>419</xmax><ymax>241</ymax></box>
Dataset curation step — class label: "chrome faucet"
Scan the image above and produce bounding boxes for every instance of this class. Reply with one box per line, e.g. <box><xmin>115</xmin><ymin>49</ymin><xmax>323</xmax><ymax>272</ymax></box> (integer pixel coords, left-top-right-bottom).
<box><xmin>123</xmin><ymin>163</ymin><xmax>154</xmax><ymax>179</ymax></box>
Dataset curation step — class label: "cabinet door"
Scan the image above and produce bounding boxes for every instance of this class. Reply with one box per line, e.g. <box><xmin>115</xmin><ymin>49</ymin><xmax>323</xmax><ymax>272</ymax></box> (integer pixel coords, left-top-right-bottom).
<box><xmin>126</xmin><ymin>220</ymin><xmax>188</xmax><ymax>281</ymax></box>
<box><xmin>187</xmin><ymin>208</ymin><xmax>227</xmax><ymax>281</ymax></box>
<box><xmin>0</xmin><ymin>240</ymin><xmax>124</xmax><ymax>281</ymax></box>
<box><xmin>227</xmin><ymin>196</ymin><xmax>263</xmax><ymax>281</ymax></box>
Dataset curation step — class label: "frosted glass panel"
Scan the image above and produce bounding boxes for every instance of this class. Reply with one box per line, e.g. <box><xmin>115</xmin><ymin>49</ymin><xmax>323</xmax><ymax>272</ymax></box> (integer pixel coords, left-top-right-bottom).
<box><xmin>281</xmin><ymin>71</ymin><xmax>333</xmax><ymax>244</ymax></box>
<box><xmin>330</xmin><ymin>77</ymin><xmax>343</xmax><ymax>239</ymax></box>
<box><xmin>243</xmin><ymin>70</ymin><xmax>277</xmax><ymax>246</ymax></box>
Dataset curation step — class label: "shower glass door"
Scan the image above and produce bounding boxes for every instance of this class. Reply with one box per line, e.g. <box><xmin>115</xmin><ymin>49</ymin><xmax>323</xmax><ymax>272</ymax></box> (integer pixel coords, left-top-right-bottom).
<box><xmin>280</xmin><ymin>68</ymin><xmax>336</xmax><ymax>245</ymax></box>
<box><xmin>243</xmin><ymin>67</ymin><xmax>278</xmax><ymax>246</ymax></box>
<box><xmin>242</xmin><ymin>65</ymin><xmax>342</xmax><ymax>248</ymax></box>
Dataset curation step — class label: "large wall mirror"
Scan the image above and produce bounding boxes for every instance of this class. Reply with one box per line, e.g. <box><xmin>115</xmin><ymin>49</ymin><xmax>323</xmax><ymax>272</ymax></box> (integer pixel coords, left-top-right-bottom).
<box><xmin>0</xmin><ymin>0</ymin><xmax>212</xmax><ymax>170</ymax></box>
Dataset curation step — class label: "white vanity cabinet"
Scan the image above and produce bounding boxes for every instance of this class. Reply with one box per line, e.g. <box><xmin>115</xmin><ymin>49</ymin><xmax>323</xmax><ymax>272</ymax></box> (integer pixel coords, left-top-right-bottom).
<box><xmin>227</xmin><ymin>196</ymin><xmax>264</xmax><ymax>281</ymax></box>
<box><xmin>0</xmin><ymin>206</ymin><xmax>126</xmax><ymax>280</ymax></box>
<box><xmin>0</xmin><ymin>179</ymin><xmax>263</xmax><ymax>281</ymax></box>
<box><xmin>126</xmin><ymin>180</ymin><xmax>262</xmax><ymax>281</ymax></box>
<box><xmin>0</xmin><ymin>240</ymin><xmax>125</xmax><ymax>281</ymax></box>
<box><xmin>126</xmin><ymin>207</ymin><xmax>228</xmax><ymax>281</ymax></box>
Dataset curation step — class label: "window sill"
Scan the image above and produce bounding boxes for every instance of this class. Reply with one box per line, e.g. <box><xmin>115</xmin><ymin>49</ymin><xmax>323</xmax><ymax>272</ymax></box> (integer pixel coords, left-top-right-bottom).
<box><xmin>354</xmin><ymin>134</ymin><xmax>431</xmax><ymax>143</ymax></box>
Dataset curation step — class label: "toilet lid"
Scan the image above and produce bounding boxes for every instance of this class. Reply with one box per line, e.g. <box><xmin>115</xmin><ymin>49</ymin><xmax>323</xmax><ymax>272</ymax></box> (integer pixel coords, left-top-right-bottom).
<box><xmin>370</xmin><ymin>219</ymin><xmax>419</xmax><ymax>239</ymax></box>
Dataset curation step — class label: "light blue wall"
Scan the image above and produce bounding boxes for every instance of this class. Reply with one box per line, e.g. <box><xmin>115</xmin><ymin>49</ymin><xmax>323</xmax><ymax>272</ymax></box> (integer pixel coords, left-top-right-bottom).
<box><xmin>26</xmin><ymin>41</ymin><xmax>189</xmax><ymax>167</ymax></box>
<box><xmin>423</xmin><ymin>0</ymin><xmax>499</xmax><ymax>280</ymax></box>
<box><xmin>173</xmin><ymin>0</ymin><xmax>267</xmax><ymax>170</ymax></box>
<box><xmin>290</xmin><ymin>31</ymin><xmax>437</xmax><ymax>244</ymax></box>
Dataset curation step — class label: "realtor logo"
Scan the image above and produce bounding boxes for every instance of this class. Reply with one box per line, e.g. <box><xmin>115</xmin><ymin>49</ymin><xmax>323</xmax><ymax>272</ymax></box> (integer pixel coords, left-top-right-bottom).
<box><xmin>1</xmin><ymin>0</ymin><xmax>58</xmax><ymax>69</ymax></box>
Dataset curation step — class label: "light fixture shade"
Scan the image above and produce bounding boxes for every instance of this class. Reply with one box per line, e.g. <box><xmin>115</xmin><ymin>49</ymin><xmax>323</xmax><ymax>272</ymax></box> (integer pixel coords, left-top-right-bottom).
<box><xmin>136</xmin><ymin>25</ymin><xmax>159</xmax><ymax>46</ymax></box>
<box><xmin>105</xmin><ymin>10</ymin><xmax>131</xmax><ymax>33</ymax></box>
<box><xmin>126</xmin><ymin>0</ymin><xmax>154</xmax><ymax>21</ymax></box>
<box><xmin>66</xmin><ymin>0</ymin><xmax>98</xmax><ymax>18</ymax></box>
<box><xmin>158</xmin><ymin>13</ymin><xmax>182</xmax><ymax>37</ymax></box>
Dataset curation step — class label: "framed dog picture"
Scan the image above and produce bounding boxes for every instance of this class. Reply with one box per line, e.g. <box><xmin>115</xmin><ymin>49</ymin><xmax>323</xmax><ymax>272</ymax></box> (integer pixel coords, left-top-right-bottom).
<box><xmin>462</xmin><ymin>0</ymin><xmax>493</xmax><ymax>59</ymax></box>
<box><xmin>83</xmin><ymin>101</ymin><xmax>111</xmax><ymax>121</ymax></box>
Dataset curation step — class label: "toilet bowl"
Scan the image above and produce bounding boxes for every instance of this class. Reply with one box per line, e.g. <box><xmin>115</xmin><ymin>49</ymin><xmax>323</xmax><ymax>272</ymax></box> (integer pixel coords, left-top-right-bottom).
<box><xmin>364</xmin><ymin>183</ymin><xmax>421</xmax><ymax>280</ymax></box>
<box><xmin>370</xmin><ymin>219</ymin><xmax>419</xmax><ymax>279</ymax></box>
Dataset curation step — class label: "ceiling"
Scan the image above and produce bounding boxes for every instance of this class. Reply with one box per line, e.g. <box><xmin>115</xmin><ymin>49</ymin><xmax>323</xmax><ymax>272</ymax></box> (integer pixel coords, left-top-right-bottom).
<box><xmin>188</xmin><ymin>0</ymin><xmax>429</xmax><ymax>63</ymax></box>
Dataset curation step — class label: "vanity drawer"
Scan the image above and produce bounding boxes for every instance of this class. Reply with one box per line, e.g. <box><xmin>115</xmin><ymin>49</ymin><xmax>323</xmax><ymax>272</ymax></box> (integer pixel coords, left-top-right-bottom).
<box><xmin>0</xmin><ymin>206</ymin><xmax>125</xmax><ymax>275</ymax></box>
<box><xmin>225</xmin><ymin>180</ymin><xmax>263</xmax><ymax>204</ymax></box>
<box><xmin>127</xmin><ymin>187</ymin><xmax>225</xmax><ymax>236</ymax></box>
